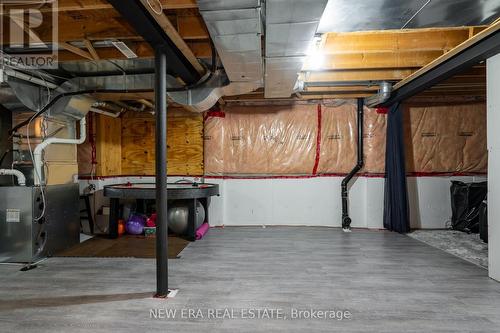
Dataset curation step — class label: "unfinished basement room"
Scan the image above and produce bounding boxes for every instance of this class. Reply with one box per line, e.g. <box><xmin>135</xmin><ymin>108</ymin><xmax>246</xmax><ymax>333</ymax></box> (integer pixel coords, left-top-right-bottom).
<box><xmin>1</xmin><ymin>0</ymin><xmax>500</xmax><ymax>332</ymax></box>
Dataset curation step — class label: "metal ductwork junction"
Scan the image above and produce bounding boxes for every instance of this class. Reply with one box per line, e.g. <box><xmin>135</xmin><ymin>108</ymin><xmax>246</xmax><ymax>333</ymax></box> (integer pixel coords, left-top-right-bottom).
<box><xmin>264</xmin><ymin>0</ymin><xmax>328</xmax><ymax>98</ymax></box>
<box><xmin>2</xmin><ymin>73</ymin><xmax>93</xmax><ymax>122</ymax></box>
<box><xmin>364</xmin><ymin>81</ymin><xmax>393</xmax><ymax>107</ymax></box>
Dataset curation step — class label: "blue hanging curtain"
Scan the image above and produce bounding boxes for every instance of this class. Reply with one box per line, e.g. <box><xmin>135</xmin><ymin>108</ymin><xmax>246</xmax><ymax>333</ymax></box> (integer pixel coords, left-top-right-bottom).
<box><xmin>383</xmin><ymin>103</ymin><xmax>410</xmax><ymax>233</ymax></box>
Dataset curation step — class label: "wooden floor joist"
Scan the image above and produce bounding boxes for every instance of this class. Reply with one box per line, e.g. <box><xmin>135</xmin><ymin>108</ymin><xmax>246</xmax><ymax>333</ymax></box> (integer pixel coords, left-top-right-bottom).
<box><xmin>58</xmin><ymin>42</ymin><xmax>94</xmax><ymax>61</ymax></box>
<box><xmin>138</xmin><ymin>0</ymin><xmax>205</xmax><ymax>75</ymax></box>
<box><xmin>393</xmin><ymin>21</ymin><xmax>500</xmax><ymax>90</ymax></box>
<box><xmin>301</xmin><ymin>69</ymin><xmax>415</xmax><ymax>83</ymax></box>
<box><xmin>33</xmin><ymin>0</ymin><xmax>198</xmax><ymax>12</ymax></box>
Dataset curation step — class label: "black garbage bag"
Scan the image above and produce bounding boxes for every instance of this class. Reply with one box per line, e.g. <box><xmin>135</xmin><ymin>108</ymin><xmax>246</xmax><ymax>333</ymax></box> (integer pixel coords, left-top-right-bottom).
<box><xmin>450</xmin><ymin>181</ymin><xmax>487</xmax><ymax>233</ymax></box>
<box><xmin>479</xmin><ymin>200</ymin><xmax>488</xmax><ymax>243</ymax></box>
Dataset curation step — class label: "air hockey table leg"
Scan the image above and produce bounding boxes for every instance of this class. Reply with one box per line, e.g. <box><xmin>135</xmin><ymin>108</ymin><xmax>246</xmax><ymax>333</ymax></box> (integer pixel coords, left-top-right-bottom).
<box><xmin>109</xmin><ymin>198</ymin><xmax>120</xmax><ymax>239</ymax></box>
<box><xmin>186</xmin><ymin>198</ymin><xmax>198</xmax><ymax>241</ymax></box>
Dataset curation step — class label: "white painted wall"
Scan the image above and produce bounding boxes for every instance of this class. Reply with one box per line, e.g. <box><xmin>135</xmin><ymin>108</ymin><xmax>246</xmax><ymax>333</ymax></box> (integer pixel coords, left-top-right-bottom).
<box><xmin>207</xmin><ymin>176</ymin><xmax>485</xmax><ymax>230</ymax></box>
<box><xmin>487</xmin><ymin>54</ymin><xmax>500</xmax><ymax>282</ymax></box>
<box><xmin>78</xmin><ymin>175</ymin><xmax>487</xmax><ymax>231</ymax></box>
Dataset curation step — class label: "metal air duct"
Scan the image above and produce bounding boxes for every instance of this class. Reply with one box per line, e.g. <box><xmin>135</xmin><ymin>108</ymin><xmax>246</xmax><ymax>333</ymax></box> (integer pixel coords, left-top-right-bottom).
<box><xmin>197</xmin><ymin>0</ymin><xmax>264</xmax><ymax>103</ymax></box>
<box><xmin>264</xmin><ymin>0</ymin><xmax>328</xmax><ymax>98</ymax></box>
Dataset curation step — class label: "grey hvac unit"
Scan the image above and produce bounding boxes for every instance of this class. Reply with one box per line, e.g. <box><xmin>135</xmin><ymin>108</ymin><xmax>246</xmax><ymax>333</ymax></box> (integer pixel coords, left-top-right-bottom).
<box><xmin>0</xmin><ymin>184</ymin><xmax>80</xmax><ymax>263</ymax></box>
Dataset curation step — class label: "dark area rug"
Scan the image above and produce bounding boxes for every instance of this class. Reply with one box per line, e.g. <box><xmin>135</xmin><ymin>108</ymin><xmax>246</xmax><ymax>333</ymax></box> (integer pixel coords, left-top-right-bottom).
<box><xmin>56</xmin><ymin>235</ymin><xmax>190</xmax><ymax>259</ymax></box>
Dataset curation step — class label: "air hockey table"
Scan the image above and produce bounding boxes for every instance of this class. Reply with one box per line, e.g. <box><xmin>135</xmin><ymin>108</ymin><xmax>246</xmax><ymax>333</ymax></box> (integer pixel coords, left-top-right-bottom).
<box><xmin>104</xmin><ymin>182</ymin><xmax>219</xmax><ymax>240</ymax></box>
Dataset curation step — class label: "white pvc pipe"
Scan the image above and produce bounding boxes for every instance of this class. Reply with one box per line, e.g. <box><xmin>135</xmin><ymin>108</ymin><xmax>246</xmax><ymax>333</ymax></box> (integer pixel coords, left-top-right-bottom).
<box><xmin>33</xmin><ymin>117</ymin><xmax>86</xmax><ymax>185</ymax></box>
<box><xmin>0</xmin><ymin>169</ymin><xmax>26</xmax><ymax>186</ymax></box>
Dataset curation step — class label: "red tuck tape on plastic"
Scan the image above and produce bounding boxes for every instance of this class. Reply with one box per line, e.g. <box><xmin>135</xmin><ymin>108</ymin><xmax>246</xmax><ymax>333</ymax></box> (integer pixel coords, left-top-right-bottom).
<box><xmin>312</xmin><ymin>104</ymin><xmax>322</xmax><ymax>175</ymax></box>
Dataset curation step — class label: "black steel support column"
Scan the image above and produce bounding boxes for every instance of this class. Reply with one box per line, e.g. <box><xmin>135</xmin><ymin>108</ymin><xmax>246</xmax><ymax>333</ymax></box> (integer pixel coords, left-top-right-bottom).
<box><xmin>341</xmin><ymin>98</ymin><xmax>364</xmax><ymax>230</ymax></box>
<box><xmin>155</xmin><ymin>48</ymin><xmax>169</xmax><ymax>297</ymax></box>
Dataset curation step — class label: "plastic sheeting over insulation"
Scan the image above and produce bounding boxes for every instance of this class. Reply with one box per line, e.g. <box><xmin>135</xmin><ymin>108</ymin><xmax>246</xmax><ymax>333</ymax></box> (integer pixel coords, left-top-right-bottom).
<box><xmin>204</xmin><ymin>103</ymin><xmax>487</xmax><ymax>176</ymax></box>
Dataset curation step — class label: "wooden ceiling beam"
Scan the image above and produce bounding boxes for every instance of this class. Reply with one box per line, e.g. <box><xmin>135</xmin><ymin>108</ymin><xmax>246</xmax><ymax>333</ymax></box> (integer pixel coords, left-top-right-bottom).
<box><xmin>58</xmin><ymin>42</ymin><xmax>94</xmax><ymax>61</ymax></box>
<box><xmin>83</xmin><ymin>39</ymin><xmax>100</xmax><ymax>60</ymax></box>
<box><xmin>321</xmin><ymin>27</ymin><xmax>485</xmax><ymax>55</ymax></box>
<box><xmin>304</xmin><ymin>86</ymin><xmax>379</xmax><ymax>93</ymax></box>
<box><xmin>303</xmin><ymin>51</ymin><xmax>443</xmax><ymax>71</ymax></box>
<box><xmin>32</xmin><ymin>0</ymin><xmax>198</xmax><ymax>12</ymax></box>
<box><xmin>129</xmin><ymin>1</ymin><xmax>205</xmax><ymax>74</ymax></box>
<box><xmin>177</xmin><ymin>15</ymin><xmax>210</xmax><ymax>40</ymax></box>
<box><xmin>301</xmin><ymin>69</ymin><xmax>415</xmax><ymax>83</ymax></box>
<box><xmin>54</xmin><ymin>40</ymin><xmax>212</xmax><ymax>62</ymax></box>
<box><xmin>1</xmin><ymin>10</ymin><xmax>208</xmax><ymax>44</ymax></box>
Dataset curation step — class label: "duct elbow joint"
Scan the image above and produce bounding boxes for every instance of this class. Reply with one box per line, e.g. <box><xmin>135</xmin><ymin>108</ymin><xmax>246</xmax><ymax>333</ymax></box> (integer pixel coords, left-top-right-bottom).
<box><xmin>364</xmin><ymin>81</ymin><xmax>392</xmax><ymax>107</ymax></box>
<box><xmin>0</xmin><ymin>169</ymin><xmax>26</xmax><ymax>186</ymax></box>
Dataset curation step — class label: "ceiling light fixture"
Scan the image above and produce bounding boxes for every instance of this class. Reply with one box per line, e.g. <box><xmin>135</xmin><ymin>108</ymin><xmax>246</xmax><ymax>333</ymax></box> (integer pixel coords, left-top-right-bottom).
<box><xmin>112</xmin><ymin>41</ymin><xmax>138</xmax><ymax>59</ymax></box>
<box><xmin>304</xmin><ymin>35</ymin><xmax>325</xmax><ymax>71</ymax></box>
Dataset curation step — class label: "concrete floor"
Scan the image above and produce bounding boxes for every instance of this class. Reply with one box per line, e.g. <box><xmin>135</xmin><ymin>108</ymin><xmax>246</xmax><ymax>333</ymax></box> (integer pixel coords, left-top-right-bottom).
<box><xmin>1</xmin><ymin>227</ymin><xmax>500</xmax><ymax>332</ymax></box>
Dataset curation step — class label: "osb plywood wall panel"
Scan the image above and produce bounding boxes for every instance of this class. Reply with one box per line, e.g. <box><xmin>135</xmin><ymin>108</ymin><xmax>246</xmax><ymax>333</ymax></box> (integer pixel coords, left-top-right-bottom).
<box><xmin>95</xmin><ymin>115</ymin><xmax>122</xmax><ymax>176</ymax></box>
<box><xmin>205</xmin><ymin>103</ymin><xmax>486</xmax><ymax>175</ymax></box>
<box><xmin>121</xmin><ymin>110</ymin><xmax>203</xmax><ymax>176</ymax></box>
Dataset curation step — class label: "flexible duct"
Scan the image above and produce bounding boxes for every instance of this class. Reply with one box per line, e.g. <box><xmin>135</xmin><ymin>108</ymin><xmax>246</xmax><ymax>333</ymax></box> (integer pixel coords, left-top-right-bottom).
<box><xmin>33</xmin><ymin>117</ymin><xmax>86</xmax><ymax>186</ymax></box>
<box><xmin>0</xmin><ymin>169</ymin><xmax>26</xmax><ymax>186</ymax></box>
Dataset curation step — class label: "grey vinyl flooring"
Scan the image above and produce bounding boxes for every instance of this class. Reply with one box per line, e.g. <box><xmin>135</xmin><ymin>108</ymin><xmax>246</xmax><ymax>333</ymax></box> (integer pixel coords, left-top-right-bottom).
<box><xmin>0</xmin><ymin>227</ymin><xmax>499</xmax><ymax>333</ymax></box>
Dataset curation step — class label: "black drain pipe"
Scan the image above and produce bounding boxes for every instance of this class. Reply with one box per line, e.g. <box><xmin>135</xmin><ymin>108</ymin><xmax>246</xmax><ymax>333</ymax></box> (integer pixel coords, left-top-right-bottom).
<box><xmin>155</xmin><ymin>48</ymin><xmax>169</xmax><ymax>298</ymax></box>
<box><xmin>341</xmin><ymin>98</ymin><xmax>364</xmax><ymax>230</ymax></box>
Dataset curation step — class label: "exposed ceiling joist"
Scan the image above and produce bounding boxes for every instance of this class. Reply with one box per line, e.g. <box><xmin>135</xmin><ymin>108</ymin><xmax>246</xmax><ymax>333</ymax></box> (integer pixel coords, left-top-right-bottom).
<box><xmin>303</xmin><ymin>51</ymin><xmax>443</xmax><ymax>71</ymax></box>
<box><xmin>108</xmin><ymin>0</ymin><xmax>202</xmax><ymax>84</ymax></box>
<box><xmin>137</xmin><ymin>0</ymin><xmax>205</xmax><ymax>74</ymax></box>
<box><xmin>382</xmin><ymin>21</ymin><xmax>500</xmax><ymax>106</ymax></box>
<box><xmin>1</xmin><ymin>11</ymin><xmax>209</xmax><ymax>45</ymax></box>
<box><xmin>320</xmin><ymin>27</ymin><xmax>484</xmax><ymax>55</ymax></box>
<box><xmin>83</xmin><ymin>39</ymin><xmax>100</xmax><ymax>61</ymax></box>
<box><xmin>301</xmin><ymin>69</ymin><xmax>415</xmax><ymax>83</ymax></box>
<box><xmin>58</xmin><ymin>42</ymin><xmax>94</xmax><ymax>61</ymax></box>
<box><xmin>33</xmin><ymin>0</ymin><xmax>198</xmax><ymax>12</ymax></box>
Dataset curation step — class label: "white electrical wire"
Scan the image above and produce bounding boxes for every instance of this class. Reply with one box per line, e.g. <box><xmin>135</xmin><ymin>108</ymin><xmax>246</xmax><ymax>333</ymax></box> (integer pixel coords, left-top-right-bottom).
<box><xmin>26</xmin><ymin>76</ymin><xmax>52</xmax><ymax>221</ymax></box>
<box><xmin>147</xmin><ymin>0</ymin><xmax>163</xmax><ymax>15</ymax></box>
<box><xmin>27</xmin><ymin>115</ymin><xmax>47</xmax><ymax>221</ymax></box>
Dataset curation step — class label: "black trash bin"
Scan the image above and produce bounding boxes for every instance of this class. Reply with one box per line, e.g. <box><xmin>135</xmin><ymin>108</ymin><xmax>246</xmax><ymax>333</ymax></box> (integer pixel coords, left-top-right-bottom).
<box><xmin>450</xmin><ymin>181</ymin><xmax>487</xmax><ymax>233</ymax></box>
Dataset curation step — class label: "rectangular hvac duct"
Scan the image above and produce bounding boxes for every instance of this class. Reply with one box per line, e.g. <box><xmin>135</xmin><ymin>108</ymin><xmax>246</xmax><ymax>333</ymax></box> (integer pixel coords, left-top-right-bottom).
<box><xmin>264</xmin><ymin>0</ymin><xmax>328</xmax><ymax>98</ymax></box>
<box><xmin>198</xmin><ymin>1</ymin><xmax>263</xmax><ymax>83</ymax></box>
<box><xmin>198</xmin><ymin>0</ymin><xmax>260</xmax><ymax>11</ymax></box>
<box><xmin>265</xmin><ymin>56</ymin><xmax>305</xmax><ymax>98</ymax></box>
